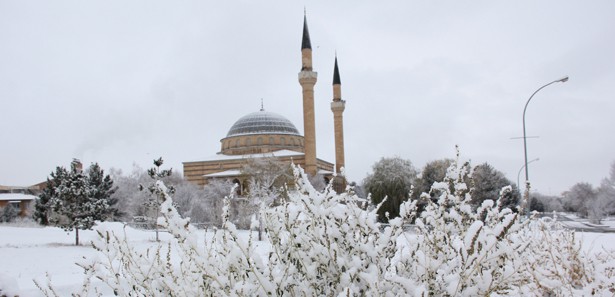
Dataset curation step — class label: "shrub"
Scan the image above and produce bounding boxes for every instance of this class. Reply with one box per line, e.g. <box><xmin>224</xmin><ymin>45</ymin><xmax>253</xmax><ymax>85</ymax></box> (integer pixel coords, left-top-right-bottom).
<box><xmin>37</xmin><ymin>154</ymin><xmax>615</xmax><ymax>296</ymax></box>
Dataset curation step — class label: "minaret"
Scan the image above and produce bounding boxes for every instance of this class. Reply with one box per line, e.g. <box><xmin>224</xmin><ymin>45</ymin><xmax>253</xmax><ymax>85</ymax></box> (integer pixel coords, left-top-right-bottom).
<box><xmin>299</xmin><ymin>14</ymin><xmax>318</xmax><ymax>176</ymax></box>
<box><xmin>331</xmin><ymin>56</ymin><xmax>346</xmax><ymax>183</ymax></box>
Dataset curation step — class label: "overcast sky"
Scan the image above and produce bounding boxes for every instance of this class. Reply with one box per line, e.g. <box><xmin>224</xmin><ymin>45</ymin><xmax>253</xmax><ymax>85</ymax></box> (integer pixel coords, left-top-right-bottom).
<box><xmin>1</xmin><ymin>1</ymin><xmax>614</xmax><ymax>195</ymax></box>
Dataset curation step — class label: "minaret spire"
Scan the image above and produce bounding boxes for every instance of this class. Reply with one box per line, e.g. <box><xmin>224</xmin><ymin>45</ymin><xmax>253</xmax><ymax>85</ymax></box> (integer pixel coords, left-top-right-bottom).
<box><xmin>333</xmin><ymin>55</ymin><xmax>341</xmax><ymax>89</ymax></box>
<box><xmin>301</xmin><ymin>12</ymin><xmax>312</xmax><ymax>50</ymax></box>
<box><xmin>331</xmin><ymin>55</ymin><xmax>346</xmax><ymax>190</ymax></box>
<box><xmin>298</xmin><ymin>13</ymin><xmax>318</xmax><ymax>176</ymax></box>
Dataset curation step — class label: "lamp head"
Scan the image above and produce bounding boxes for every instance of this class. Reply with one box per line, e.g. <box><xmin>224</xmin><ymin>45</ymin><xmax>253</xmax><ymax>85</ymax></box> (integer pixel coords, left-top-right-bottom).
<box><xmin>558</xmin><ymin>76</ymin><xmax>569</xmax><ymax>83</ymax></box>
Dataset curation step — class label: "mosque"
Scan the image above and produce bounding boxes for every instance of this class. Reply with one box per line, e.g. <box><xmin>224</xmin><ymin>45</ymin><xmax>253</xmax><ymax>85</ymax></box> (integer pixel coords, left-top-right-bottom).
<box><xmin>182</xmin><ymin>15</ymin><xmax>347</xmax><ymax>193</ymax></box>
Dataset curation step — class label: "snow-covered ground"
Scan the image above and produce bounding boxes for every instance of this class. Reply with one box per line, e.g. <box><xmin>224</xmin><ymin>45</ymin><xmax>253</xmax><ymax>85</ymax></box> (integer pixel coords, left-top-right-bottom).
<box><xmin>1</xmin><ymin>221</ymin><xmax>614</xmax><ymax>296</ymax></box>
<box><xmin>0</xmin><ymin>223</ymin><xmax>270</xmax><ymax>296</ymax></box>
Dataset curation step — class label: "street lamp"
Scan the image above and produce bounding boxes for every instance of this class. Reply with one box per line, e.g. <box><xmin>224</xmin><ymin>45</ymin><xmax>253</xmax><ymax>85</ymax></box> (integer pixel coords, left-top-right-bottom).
<box><xmin>518</xmin><ymin>158</ymin><xmax>539</xmax><ymax>191</ymax></box>
<box><xmin>522</xmin><ymin>76</ymin><xmax>568</xmax><ymax>215</ymax></box>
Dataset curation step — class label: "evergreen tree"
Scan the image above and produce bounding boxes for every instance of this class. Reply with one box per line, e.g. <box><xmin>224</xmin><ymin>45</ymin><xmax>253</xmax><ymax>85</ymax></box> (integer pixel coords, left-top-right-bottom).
<box><xmin>413</xmin><ymin>159</ymin><xmax>454</xmax><ymax>201</ymax></box>
<box><xmin>86</xmin><ymin>163</ymin><xmax>120</xmax><ymax>220</ymax></box>
<box><xmin>33</xmin><ymin>166</ymin><xmax>69</xmax><ymax>225</ymax></box>
<box><xmin>43</xmin><ymin>161</ymin><xmax>117</xmax><ymax>245</ymax></box>
<box><xmin>470</xmin><ymin>162</ymin><xmax>520</xmax><ymax>211</ymax></box>
<box><xmin>140</xmin><ymin>157</ymin><xmax>174</xmax><ymax>241</ymax></box>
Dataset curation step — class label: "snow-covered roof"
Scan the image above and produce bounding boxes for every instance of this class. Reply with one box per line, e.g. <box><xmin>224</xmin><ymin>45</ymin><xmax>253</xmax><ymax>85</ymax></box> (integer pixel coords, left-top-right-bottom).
<box><xmin>186</xmin><ymin>149</ymin><xmax>304</xmax><ymax>163</ymax></box>
<box><xmin>204</xmin><ymin>170</ymin><xmax>242</xmax><ymax>178</ymax></box>
<box><xmin>0</xmin><ymin>193</ymin><xmax>38</xmax><ymax>201</ymax></box>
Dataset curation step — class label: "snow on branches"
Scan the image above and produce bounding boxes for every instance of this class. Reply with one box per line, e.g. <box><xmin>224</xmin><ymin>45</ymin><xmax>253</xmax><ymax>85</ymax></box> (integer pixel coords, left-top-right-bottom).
<box><xmin>38</xmin><ymin>155</ymin><xmax>615</xmax><ymax>296</ymax></box>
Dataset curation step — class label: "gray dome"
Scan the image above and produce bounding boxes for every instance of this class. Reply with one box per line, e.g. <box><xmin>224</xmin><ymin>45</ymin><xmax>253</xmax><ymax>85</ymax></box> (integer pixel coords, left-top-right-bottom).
<box><xmin>226</xmin><ymin>110</ymin><xmax>301</xmax><ymax>137</ymax></box>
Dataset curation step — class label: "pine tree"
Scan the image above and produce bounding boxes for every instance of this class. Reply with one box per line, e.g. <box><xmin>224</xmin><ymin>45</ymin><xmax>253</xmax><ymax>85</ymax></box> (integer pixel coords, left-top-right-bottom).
<box><xmin>471</xmin><ymin>162</ymin><xmax>520</xmax><ymax>211</ymax></box>
<box><xmin>33</xmin><ymin>167</ymin><xmax>69</xmax><ymax>225</ymax></box>
<box><xmin>140</xmin><ymin>157</ymin><xmax>174</xmax><ymax>241</ymax></box>
<box><xmin>87</xmin><ymin>163</ymin><xmax>120</xmax><ymax>220</ymax></box>
<box><xmin>44</xmin><ymin>161</ymin><xmax>117</xmax><ymax>245</ymax></box>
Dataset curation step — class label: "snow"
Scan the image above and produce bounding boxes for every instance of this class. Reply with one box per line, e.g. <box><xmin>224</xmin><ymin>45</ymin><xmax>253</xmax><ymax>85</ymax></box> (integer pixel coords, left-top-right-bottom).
<box><xmin>185</xmin><ymin>149</ymin><xmax>304</xmax><ymax>163</ymax></box>
<box><xmin>204</xmin><ymin>169</ymin><xmax>241</xmax><ymax>178</ymax></box>
<box><xmin>1</xmin><ymin>222</ymin><xmax>613</xmax><ymax>296</ymax></box>
<box><xmin>0</xmin><ymin>193</ymin><xmax>37</xmax><ymax>201</ymax></box>
<box><xmin>0</xmin><ymin>223</ymin><xmax>270</xmax><ymax>296</ymax></box>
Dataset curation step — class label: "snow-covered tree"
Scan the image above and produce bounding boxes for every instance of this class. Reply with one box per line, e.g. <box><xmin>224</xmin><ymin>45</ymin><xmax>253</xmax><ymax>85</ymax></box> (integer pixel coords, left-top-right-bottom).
<box><xmin>201</xmin><ymin>179</ymin><xmax>233</xmax><ymax>227</ymax></box>
<box><xmin>562</xmin><ymin>182</ymin><xmax>596</xmax><ymax>218</ymax></box>
<box><xmin>363</xmin><ymin>156</ymin><xmax>417</xmax><ymax>222</ymax></box>
<box><xmin>46</xmin><ymin>161</ymin><xmax>117</xmax><ymax>245</ymax></box>
<box><xmin>596</xmin><ymin>161</ymin><xmax>615</xmax><ymax>216</ymax></box>
<box><xmin>531</xmin><ymin>192</ymin><xmax>564</xmax><ymax>212</ymax></box>
<box><xmin>0</xmin><ymin>204</ymin><xmax>18</xmax><ymax>223</ymax></box>
<box><xmin>34</xmin><ymin>167</ymin><xmax>69</xmax><ymax>226</ymax></box>
<box><xmin>470</xmin><ymin>162</ymin><xmax>520</xmax><ymax>211</ymax></box>
<box><xmin>242</xmin><ymin>157</ymin><xmax>292</xmax><ymax>239</ymax></box>
<box><xmin>560</xmin><ymin>161</ymin><xmax>615</xmax><ymax>223</ymax></box>
<box><xmin>86</xmin><ymin>163</ymin><xmax>120</xmax><ymax>221</ymax></box>
<box><xmin>139</xmin><ymin>157</ymin><xmax>175</xmax><ymax>241</ymax></box>
<box><xmin>413</xmin><ymin>158</ymin><xmax>453</xmax><ymax>200</ymax></box>
<box><xmin>108</xmin><ymin>166</ymin><xmax>151</xmax><ymax>221</ymax></box>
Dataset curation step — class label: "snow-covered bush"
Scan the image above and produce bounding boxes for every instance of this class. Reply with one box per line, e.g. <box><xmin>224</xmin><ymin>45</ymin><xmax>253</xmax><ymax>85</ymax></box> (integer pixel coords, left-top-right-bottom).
<box><xmin>0</xmin><ymin>205</ymin><xmax>18</xmax><ymax>223</ymax></box>
<box><xmin>37</xmin><ymin>154</ymin><xmax>615</xmax><ymax>296</ymax></box>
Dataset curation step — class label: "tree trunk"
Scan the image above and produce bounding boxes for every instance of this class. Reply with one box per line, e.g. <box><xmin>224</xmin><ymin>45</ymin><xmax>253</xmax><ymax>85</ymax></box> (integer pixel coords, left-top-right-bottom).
<box><xmin>75</xmin><ymin>228</ymin><xmax>79</xmax><ymax>246</ymax></box>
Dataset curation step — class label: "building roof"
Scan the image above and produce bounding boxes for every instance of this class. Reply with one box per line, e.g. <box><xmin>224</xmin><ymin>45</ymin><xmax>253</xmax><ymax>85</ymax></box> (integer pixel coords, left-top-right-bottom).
<box><xmin>0</xmin><ymin>193</ymin><xmax>38</xmax><ymax>201</ymax></box>
<box><xmin>204</xmin><ymin>170</ymin><xmax>242</xmax><ymax>178</ymax></box>
<box><xmin>186</xmin><ymin>149</ymin><xmax>304</xmax><ymax>163</ymax></box>
<box><xmin>226</xmin><ymin>110</ymin><xmax>301</xmax><ymax>137</ymax></box>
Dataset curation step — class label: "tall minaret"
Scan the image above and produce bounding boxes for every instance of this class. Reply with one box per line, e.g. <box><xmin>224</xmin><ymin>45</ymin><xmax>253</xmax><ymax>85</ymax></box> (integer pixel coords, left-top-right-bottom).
<box><xmin>299</xmin><ymin>14</ymin><xmax>318</xmax><ymax>176</ymax></box>
<box><xmin>331</xmin><ymin>56</ymin><xmax>346</xmax><ymax>176</ymax></box>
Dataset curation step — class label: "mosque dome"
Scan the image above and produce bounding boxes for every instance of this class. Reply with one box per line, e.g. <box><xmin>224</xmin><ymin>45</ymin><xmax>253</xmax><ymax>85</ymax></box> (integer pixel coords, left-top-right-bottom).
<box><xmin>220</xmin><ymin>109</ymin><xmax>305</xmax><ymax>156</ymax></box>
<box><xmin>226</xmin><ymin>109</ymin><xmax>301</xmax><ymax>137</ymax></box>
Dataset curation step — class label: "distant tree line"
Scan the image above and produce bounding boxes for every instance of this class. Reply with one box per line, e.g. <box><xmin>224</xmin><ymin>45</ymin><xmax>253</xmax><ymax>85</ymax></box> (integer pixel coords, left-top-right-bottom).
<box><xmin>530</xmin><ymin>161</ymin><xmax>615</xmax><ymax>224</ymax></box>
<box><xmin>363</xmin><ymin>156</ymin><xmax>520</xmax><ymax>222</ymax></box>
<box><xmin>362</xmin><ymin>155</ymin><xmax>615</xmax><ymax>224</ymax></box>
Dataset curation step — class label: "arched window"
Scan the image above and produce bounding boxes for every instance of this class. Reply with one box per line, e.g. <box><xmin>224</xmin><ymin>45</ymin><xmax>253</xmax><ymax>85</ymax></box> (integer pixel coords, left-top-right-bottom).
<box><xmin>232</xmin><ymin>178</ymin><xmax>241</xmax><ymax>196</ymax></box>
<box><xmin>257</xmin><ymin>137</ymin><xmax>263</xmax><ymax>145</ymax></box>
<box><xmin>235</xmin><ymin>139</ymin><xmax>240</xmax><ymax>147</ymax></box>
<box><xmin>269</xmin><ymin>137</ymin><xmax>275</xmax><ymax>145</ymax></box>
<box><xmin>280</xmin><ymin>137</ymin><xmax>286</xmax><ymax>146</ymax></box>
<box><xmin>290</xmin><ymin>138</ymin><xmax>296</xmax><ymax>146</ymax></box>
<box><xmin>246</xmin><ymin>138</ymin><xmax>251</xmax><ymax>146</ymax></box>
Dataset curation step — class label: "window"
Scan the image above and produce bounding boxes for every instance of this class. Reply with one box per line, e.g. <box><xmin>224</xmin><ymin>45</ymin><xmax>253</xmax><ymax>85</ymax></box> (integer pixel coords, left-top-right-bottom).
<box><xmin>232</xmin><ymin>179</ymin><xmax>241</xmax><ymax>196</ymax></box>
<box><xmin>280</xmin><ymin>137</ymin><xmax>286</xmax><ymax>146</ymax></box>
<box><xmin>246</xmin><ymin>138</ymin><xmax>251</xmax><ymax>146</ymax></box>
<box><xmin>9</xmin><ymin>201</ymin><xmax>20</xmax><ymax>210</ymax></box>
<box><xmin>257</xmin><ymin>137</ymin><xmax>263</xmax><ymax>145</ymax></box>
<box><xmin>269</xmin><ymin>137</ymin><xmax>275</xmax><ymax>145</ymax></box>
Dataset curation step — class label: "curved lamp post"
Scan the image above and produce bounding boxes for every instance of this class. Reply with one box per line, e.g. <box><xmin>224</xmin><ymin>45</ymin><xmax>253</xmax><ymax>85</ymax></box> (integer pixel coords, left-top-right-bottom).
<box><xmin>518</xmin><ymin>158</ymin><xmax>539</xmax><ymax>191</ymax></box>
<box><xmin>522</xmin><ymin>76</ymin><xmax>568</xmax><ymax>215</ymax></box>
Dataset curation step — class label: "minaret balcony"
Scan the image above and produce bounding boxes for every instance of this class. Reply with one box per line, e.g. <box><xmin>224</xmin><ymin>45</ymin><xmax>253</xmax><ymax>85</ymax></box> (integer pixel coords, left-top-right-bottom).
<box><xmin>298</xmin><ymin>71</ymin><xmax>318</xmax><ymax>82</ymax></box>
<box><xmin>331</xmin><ymin>100</ymin><xmax>346</xmax><ymax>112</ymax></box>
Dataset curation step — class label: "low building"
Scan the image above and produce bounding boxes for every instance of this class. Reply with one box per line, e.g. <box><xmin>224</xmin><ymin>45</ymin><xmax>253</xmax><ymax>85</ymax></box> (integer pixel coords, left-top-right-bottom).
<box><xmin>0</xmin><ymin>188</ymin><xmax>39</xmax><ymax>217</ymax></box>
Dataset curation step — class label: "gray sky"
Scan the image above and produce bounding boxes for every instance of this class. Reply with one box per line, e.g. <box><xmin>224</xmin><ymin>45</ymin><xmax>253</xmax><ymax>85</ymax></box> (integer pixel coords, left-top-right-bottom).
<box><xmin>1</xmin><ymin>1</ymin><xmax>614</xmax><ymax>195</ymax></box>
